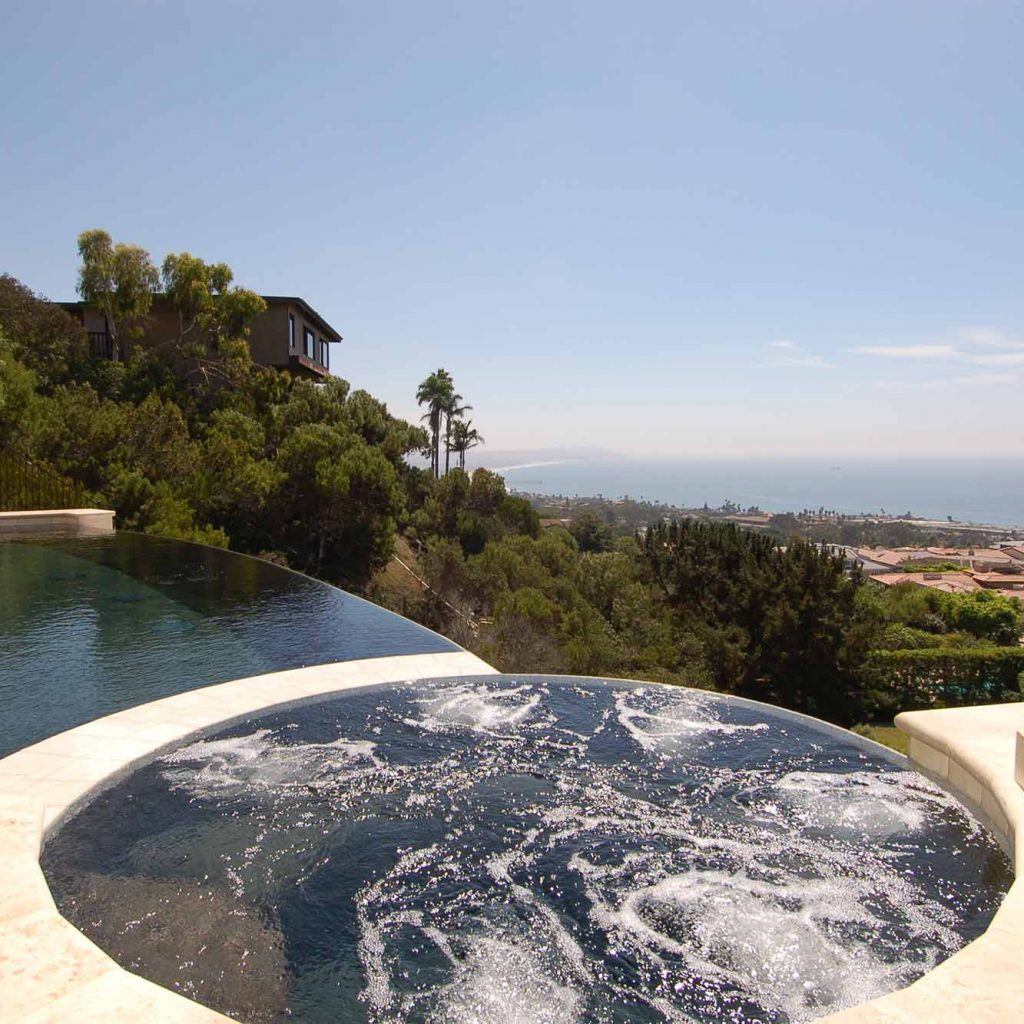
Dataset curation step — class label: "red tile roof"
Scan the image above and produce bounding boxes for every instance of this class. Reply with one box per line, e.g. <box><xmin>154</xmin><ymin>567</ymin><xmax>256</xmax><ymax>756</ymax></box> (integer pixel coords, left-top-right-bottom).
<box><xmin>870</xmin><ymin>573</ymin><xmax>980</xmax><ymax>594</ymax></box>
<box><xmin>971</xmin><ymin>573</ymin><xmax>1024</xmax><ymax>585</ymax></box>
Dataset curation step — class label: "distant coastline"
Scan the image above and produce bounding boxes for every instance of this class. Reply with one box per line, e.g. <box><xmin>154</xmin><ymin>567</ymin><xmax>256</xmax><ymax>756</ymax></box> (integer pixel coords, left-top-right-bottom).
<box><xmin>488</xmin><ymin>459</ymin><xmax>575</xmax><ymax>474</ymax></box>
<box><xmin>472</xmin><ymin>455</ymin><xmax>1024</xmax><ymax>532</ymax></box>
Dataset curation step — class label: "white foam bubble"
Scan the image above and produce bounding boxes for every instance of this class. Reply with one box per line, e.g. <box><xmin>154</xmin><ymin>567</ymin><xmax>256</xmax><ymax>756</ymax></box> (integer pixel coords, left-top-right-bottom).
<box><xmin>159</xmin><ymin>729</ymin><xmax>379</xmax><ymax>797</ymax></box>
<box><xmin>598</xmin><ymin>869</ymin><xmax>940</xmax><ymax>1021</ymax></box>
<box><xmin>776</xmin><ymin>770</ymin><xmax>943</xmax><ymax>837</ymax></box>
<box><xmin>615</xmin><ymin>689</ymin><xmax>767</xmax><ymax>755</ymax></box>
<box><xmin>405</xmin><ymin>682</ymin><xmax>545</xmax><ymax>736</ymax></box>
<box><xmin>429</xmin><ymin>936</ymin><xmax>583</xmax><ymax>1024</ymax></box>
<box><xmin>485</xmin><ymin>827</ymin><xmax>541</xmax><ymax>883</ymax></box>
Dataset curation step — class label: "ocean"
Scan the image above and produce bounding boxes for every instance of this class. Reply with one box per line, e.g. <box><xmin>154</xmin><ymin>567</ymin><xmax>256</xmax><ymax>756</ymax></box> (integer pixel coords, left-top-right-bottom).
<box><xmin>476</xmin><ymin>457</ymin><xmax>1024</xmax><ymax>528</ymax></box>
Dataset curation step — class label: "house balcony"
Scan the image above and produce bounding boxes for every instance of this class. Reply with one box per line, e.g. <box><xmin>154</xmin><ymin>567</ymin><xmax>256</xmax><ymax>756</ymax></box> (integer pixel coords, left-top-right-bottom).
<box><xmin>288</xmin><ymin>353</ymin><xmax>329</xmax><ymax>379</ymax></box>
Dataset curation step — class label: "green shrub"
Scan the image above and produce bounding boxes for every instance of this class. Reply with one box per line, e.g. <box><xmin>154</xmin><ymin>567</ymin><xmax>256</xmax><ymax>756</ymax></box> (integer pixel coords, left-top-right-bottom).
<box><xmin>864</xmin><ymin>648</ymin><xmax>1024</xmax><ymax>712</ymax></box>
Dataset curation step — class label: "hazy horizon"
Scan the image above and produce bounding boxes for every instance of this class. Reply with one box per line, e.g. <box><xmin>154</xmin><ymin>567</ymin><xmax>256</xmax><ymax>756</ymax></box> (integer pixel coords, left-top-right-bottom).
<box><xmin>2</xmin><ymin>1</ymin><xmax>1022</xmax><ymax>458</ymax></box>
<box><xmin>472</xmin><ymin>448</ymin><xmax>1024</xmax><ymax>465</ymax></box>
<box><xmin>468</xmin><ymin>453</ymin><xmax>1024</xmax><ymax>527</ymax></box>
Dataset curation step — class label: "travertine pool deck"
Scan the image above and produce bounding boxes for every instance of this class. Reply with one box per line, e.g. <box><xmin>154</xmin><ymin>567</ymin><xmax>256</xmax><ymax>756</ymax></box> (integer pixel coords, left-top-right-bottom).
<box><xmin>0</xmin><ymin>649</ymin><xmax>495</xmax><ymax>1023</ymax></box>
<box><xmin>2</xmin><ymin>673</ymin><xmax>1022</xmax><ymax>1022</ymax></box>
<box><xmin>0</xmin><ymin>509</ymin><xmax>114</xmax><ymax>538</ymax></box>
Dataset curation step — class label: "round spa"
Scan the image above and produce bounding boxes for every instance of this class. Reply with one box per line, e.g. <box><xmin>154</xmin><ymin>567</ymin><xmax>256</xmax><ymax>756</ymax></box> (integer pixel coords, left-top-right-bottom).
<box><xmin>41</xmin><ymin>674</ymin><xmax>1010</xmax><ymax>1024</ymax></box>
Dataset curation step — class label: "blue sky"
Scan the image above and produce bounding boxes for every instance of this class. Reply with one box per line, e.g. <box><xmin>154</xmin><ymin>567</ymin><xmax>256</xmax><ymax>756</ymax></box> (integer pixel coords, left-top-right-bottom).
<box><xmin>2</xmin><ymin>1</ymin><xmax>1022</xmax><ymax>457</ymax></box>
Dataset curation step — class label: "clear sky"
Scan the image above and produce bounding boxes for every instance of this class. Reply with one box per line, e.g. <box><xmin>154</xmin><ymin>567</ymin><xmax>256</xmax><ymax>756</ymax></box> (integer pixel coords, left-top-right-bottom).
<box><xmin>2</xmin><ymin>1</ymin><xmax>1022</xmax><ymax>457</ymax></box>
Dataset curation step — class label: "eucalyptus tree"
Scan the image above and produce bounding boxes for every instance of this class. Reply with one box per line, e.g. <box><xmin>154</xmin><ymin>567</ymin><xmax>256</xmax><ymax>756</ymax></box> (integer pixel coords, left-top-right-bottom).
<box><xmin>161</xmin><ymin>252</ymin><xmax>266</xmax><ymax>383</ymax></box>
<box><xmin>76</xmin><ymin>230</ymin><xmax>160</xmax><ymax>361</ymax></box>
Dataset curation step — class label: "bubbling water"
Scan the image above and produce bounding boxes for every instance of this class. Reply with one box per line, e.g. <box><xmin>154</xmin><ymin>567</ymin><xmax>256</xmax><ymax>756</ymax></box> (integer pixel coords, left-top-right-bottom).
<box><xmin>161</xmin><ymin>729</ymin><xmax>381</xmax><ymax>797</ymax></box>
<box><xmin>42</xmin><ymin>676</ymin><xmax>1011</xmax><ymax>1024</ymax></box>
<box><xmin>615</xmin><ymin>686</ymin><xmax>769</xmax><ymax>754</ymax></box>
<box><xmin>404</xmin><ymin>681</ymin><xmax>549</xmax><ymax>735</ymax></box>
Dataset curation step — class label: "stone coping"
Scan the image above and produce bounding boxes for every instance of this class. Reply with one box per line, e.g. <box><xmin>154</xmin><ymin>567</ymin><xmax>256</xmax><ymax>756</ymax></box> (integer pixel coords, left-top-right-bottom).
<box><xmin>2</xmin><ymin>667</ymin><xmax>1022</xmax><ymax>1023</ymax></box>
<box><xmin>0</xmin><ymin>649</ymin><xmax>496</xmax><ymax>1023</ymax></box>
<box><xmin>0</xmin><ymin>509</ymin><xmax>115</xmax><ymax>538</ymax></box>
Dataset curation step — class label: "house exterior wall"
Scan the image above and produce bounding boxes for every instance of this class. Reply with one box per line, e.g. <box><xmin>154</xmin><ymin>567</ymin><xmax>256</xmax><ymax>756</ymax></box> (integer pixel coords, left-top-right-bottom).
<box><xmin>127</xmin><ymin>303</ymin><xmax>182</xmax><ymax>362</ymax></box>
<box><xmin>247</xmin><ymin>303</ymin><xmax>290</xmax><ymax>368</ymax></box>
<box><xmin>80</xmin><ymin>308</ymin><xmax>107</xmax><ymax>334</ymax></box>
<box><xmin>248</xmin><ymin>301</ymin><xmax>335</xmax><ymax>378</ymax></box>
<box><xmin>65</xmin><ymin>296</ymin><xmax>339</xmax><ymax>380</ymax></box>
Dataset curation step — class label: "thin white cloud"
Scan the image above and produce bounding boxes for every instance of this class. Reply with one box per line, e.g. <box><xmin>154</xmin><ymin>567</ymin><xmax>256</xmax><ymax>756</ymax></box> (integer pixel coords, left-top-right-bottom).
<box><xmin>872</xmin><ymin>372</ymin><xmax>1018</xmax><ymax>393</ymax></box>
<box><xmin>871</xmin><ymin>379</ymin><xmax>951</xmax><ymax>393</ymax></box>
<box><xmin>959</xmin><ymin>326</ymin><xmax>1024</xmax><ymax>349</ymax></box>
<box><xmin>780</xmin><ymin>354</ymin><xmax>834</xmax><ymax>368</ymax></box>
<box><xmin>854</xmin><ymin>327</ymin><xmax>1024</xmax><ymax>368</ymax></box>
<box><xmin>969</xmin><ymin>350</ymin><xmax>1024</xmax><ymax>366</ymax></box>
<box><xmin>950</xmin><ymin>374</ymin><xmax>1015</xmax><ymax>385</ymax></box>
<box><xmin>957</xmin><ymin>372</ymin><xmax>1019</xmax><ymax>385</ymax></box>
<box><xmin>853</xmin><ymin>344</ymin><xmax>955</xmax><ymax>359</ymax></box>
<box><xmin>765</xmin><ymin>338</ymin><xmax>832</xmax><ymax>368</ymax></box>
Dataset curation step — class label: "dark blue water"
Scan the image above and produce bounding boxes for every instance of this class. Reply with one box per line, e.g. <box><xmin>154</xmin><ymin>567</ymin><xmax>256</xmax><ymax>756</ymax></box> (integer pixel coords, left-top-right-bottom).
<box><xmin>486</xmin><ymin>457</ymin><xmax>1024</xmax><ymax>527</ymax></box>
<box><xmin>0</xmin><ymin>534</ymin><xmax>458</xmax><ymax>756</ymax></box>
<box><xmin>42</xmin><ymin>676</ymin><xmax>1011</xmax><ymax>1024</ymax></box>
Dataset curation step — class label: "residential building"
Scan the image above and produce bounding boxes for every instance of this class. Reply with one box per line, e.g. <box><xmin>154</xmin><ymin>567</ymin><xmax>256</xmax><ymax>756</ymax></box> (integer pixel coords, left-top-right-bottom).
<box><xmin>923</xmin><ymin>547</ymin><xmax>1020</xmax><ymax>572</ymax></box>
<box><xmin>855</xmin><ymin>547</ymin><xmax>1023</xmax><ymax>573</ymax></box>
<box><xmin>971</xmin><ymin>573</ymin><xmax>1024</xmax><ymax>592</ymax></box>
<box><xmin>61</xmin><ymin>295</ymin><xmax>341</xmax><ymax>380</ymax></box>
<box><xmin>867</xmin><ymin>560</ymin><xmax>1024</xmax><ymax>604</ymax></box>
<box><xmin>870</xmin><ymin>572</ymin><xmax>981</xmax><ymax>595</ymax></box>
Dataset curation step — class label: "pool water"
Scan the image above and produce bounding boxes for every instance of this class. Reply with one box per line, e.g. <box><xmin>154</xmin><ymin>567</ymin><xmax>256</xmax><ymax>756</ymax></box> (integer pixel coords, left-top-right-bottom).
<box><xmin>0</xmin><ymin>534</ymin><xmax>458</xmax><ymax>756</ymax></box>
<box><xmin>41</xmin><ymin>675</ymin><xmax>1011</xmax><ymax>1024</ymax></box>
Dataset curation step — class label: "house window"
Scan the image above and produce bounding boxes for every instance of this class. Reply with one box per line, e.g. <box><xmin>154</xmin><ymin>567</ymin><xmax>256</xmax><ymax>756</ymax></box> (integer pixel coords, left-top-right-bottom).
<box><xmin>303</xmin><ymin>327</ymin><xmax>315</xmax><ymax>359</ymax></box>
<box><xmin>320</xmin><ymin>340</ymin><xmax>329</xmax><ymax>368</ymax></box>
<box><xmin>288</xmin><ymin>314</ymin><xmax>295</xmax><ymax>349</ymax></box>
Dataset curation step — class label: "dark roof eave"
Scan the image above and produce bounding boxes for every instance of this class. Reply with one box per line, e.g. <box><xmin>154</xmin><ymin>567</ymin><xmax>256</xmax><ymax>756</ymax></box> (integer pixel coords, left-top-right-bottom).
<box><xmin>58</xmin><ymin>296</ymin><xmax>343</xmax><ymax>344</ymax></box>
<box><xmin>261</xmin><ymin>296</ymin><xmax>343</xmax><ymax>343</ymax></box>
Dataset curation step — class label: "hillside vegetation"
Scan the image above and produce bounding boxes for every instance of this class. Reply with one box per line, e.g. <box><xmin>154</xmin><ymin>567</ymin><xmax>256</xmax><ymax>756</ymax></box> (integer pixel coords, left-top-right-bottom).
<box><xmin>3</xmin><ymin>233</ymin><xmax>1022</xmax><ymax>733</ymax></box>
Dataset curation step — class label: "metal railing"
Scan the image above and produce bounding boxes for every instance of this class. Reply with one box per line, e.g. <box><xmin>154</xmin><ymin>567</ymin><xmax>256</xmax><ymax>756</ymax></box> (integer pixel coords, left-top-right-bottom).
<box><xmin>0</xmin><ymin>450</ymin><xmax>85</xmax><ymax>511</ymax></box>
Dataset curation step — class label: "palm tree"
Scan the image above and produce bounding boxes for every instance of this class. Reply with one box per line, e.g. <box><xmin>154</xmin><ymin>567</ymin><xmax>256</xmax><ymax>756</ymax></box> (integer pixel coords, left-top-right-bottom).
<box><xmin>416</xmin><ymin>369</ymin><xmax>453</xmax><ymax>478</ymax></box>
<box><xmin>449</xmin><ymin>419</ymin><xmax>484</xmax><ymax>471</ymax></box>
<box><xmin>442</xmin><ymin>392</ymin><xmax>471</xmax><ymax>476</ymax></box>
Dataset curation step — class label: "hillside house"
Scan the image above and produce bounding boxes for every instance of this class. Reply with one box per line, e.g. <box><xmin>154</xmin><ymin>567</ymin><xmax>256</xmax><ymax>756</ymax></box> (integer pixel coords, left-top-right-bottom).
<box><xmin>61</xmin><ymin>295</ymin><xmax>341</xmax><ymax>380</ymax></box>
